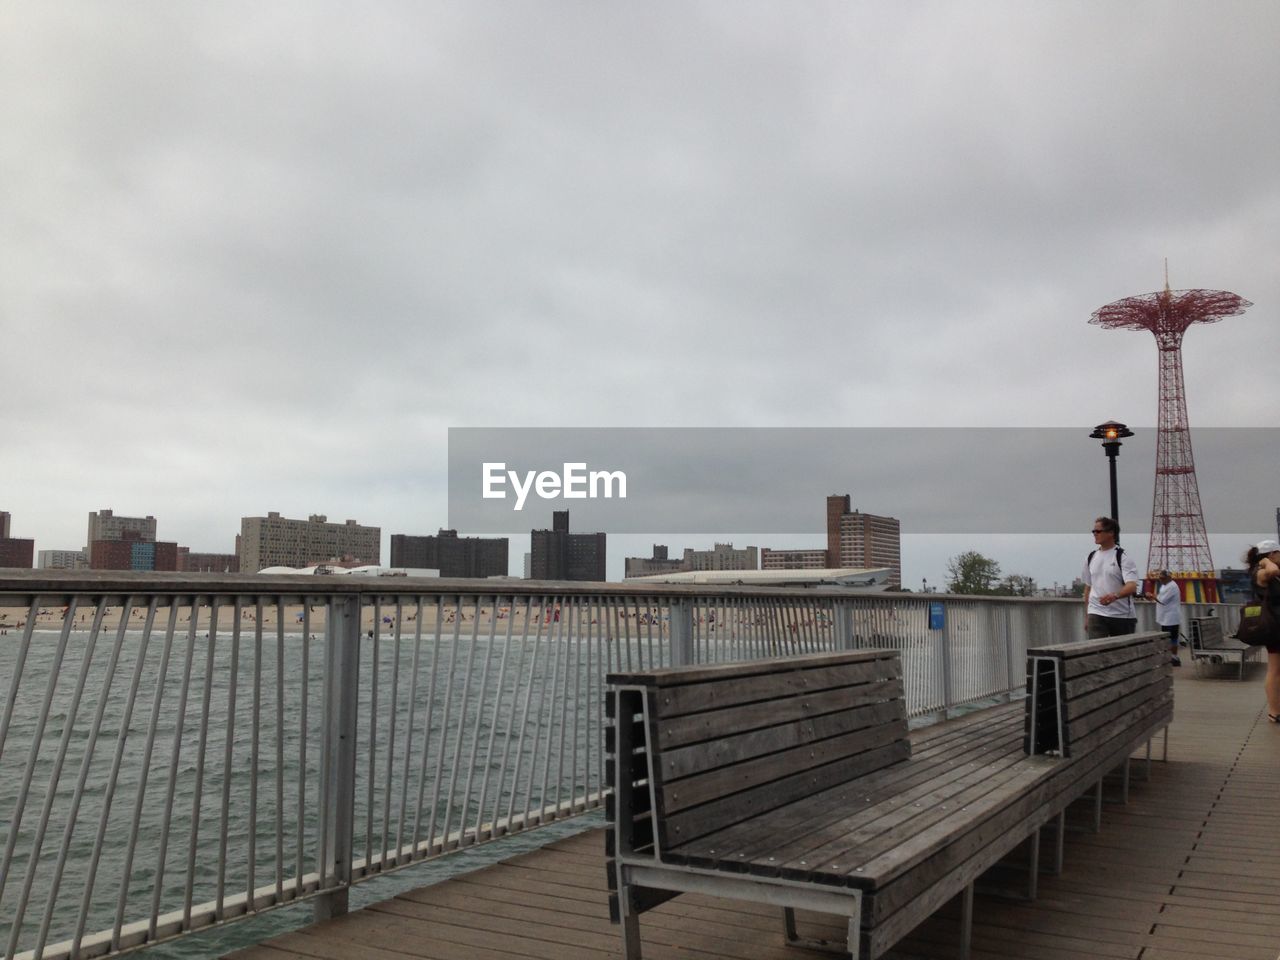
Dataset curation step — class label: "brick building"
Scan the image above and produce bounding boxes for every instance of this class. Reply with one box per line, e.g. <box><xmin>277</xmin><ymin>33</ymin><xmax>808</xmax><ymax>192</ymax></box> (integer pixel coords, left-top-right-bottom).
<box><xmin>530</xmin><ymin>511</ymin><xmax>606</xmax><ymax>582</ymax></box>
<box><xmin>89</xmin><ymin>538</ymin><xmax>179</xmax><ymax>571</ymax></box>
<box><xmin>390</xmin><ymin>530</ymin><xmax>508</xmax><ymax>578</ymax></box>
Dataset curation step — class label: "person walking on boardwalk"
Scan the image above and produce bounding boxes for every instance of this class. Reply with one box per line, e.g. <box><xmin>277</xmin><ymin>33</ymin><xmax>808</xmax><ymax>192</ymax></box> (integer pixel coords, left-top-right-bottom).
<box><xmin>1243</xmin><ymin>539</ymin><xmax>1280</xmax><ymax>722</ymax></box>
<box><xmin>1082</xmin><ymin>516</ymin><xmax>1140</xmax><ymax>638</ymax></box>
<box><xmin>1146</xmin><ymin>569</ymin><xmax>1182</xmax><ymax>666</ymax></box>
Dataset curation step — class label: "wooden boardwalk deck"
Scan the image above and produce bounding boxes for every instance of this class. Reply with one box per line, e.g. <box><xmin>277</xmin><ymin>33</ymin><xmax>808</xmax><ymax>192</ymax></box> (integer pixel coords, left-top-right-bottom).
<box><xmin>227</xmin><ymin>666</ymin><xmax>1280</xmax><ymax>960</ymax></box>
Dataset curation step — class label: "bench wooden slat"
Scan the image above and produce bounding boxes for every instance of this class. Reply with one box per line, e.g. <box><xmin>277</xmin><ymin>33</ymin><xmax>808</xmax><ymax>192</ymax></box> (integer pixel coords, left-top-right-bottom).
<box><xmin>659</xmin><ymin>739</ymin><xmax>910</xmax><ymax>850</ymax></box>
<box><xmin>1065</xmin><ymin>657</ymin><xmax>1169</xmax><ymax>720</ymax></box>
<box><xmin>658</xmin><ymin>701</ymin><xmax>905</xmax><ymax>814</ymax></box>
<box><xmin>1061</xmin><ymin>646</ymin><xmax>1166</xmax><ymax>699</ymax></box>
<box><xmin>653</xmin><ymin>657</ymin><xmax>903</xmax><ymax>718</ymax></box>
<box><xmin>656</xmin><ymin>678</ymin><xmax>905</xmax><ymax>750</ymax></box>
<box><xmin>670</xmin><ymin>705</ymin><xmax>1025</xmax><ymax>869</ymax></box>
<box><xmin>779</xmin><ymin>747</ymin><xmax>1042</xmax><ymax>886</ymax></box>
<box><xmin>1065</xmin><ymin>675</ymin><xmax>1171</xmax><ymax>747</ymax></box>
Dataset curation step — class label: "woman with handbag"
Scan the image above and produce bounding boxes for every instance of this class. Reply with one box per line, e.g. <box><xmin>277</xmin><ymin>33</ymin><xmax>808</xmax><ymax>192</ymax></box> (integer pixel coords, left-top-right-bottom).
<box><xmin>1244</xmin><ymin>539</ymin><xmax>1280</xmax><ymax>722</ymax></box>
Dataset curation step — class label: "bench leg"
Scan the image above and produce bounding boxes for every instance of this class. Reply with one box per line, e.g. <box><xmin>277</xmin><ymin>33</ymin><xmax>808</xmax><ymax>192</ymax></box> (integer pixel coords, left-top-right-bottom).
<box><xmin>1093</xmin><ymin>779</ymin><xmax>1103</xmax><ymax>832</ymax></box>
<box><xmin>1027</xmin><ymin>827</ymin><xmax>1040</xmax><ymax>900</ymax></box>
<box><xmin>1053</xmin><ymin>811</ymin><xmax>1065</xmax><ymax>875</ymax></box>
<box><xmin>959</xmin><ymin>882</ymin><xmax>974</xmax><ymax>960</ymax></box>
<box><xmin>622</xmin><ymin>908</ymin><xmax>642</xmax><ymax>960</ymax></box>
<box><xmin>782</xmin><ymin>907</ymin><xmax>861</xmax><ymax>958</ymax></box>
<box><xmin>783</xmin><ymin>907</ymin><xmax>798</xmax><ymax>943</ymax></box>
<box><xmin>1121</xmin><ymin>757</ymin><xmax>1130</xmax><ymax>805</ymax></box>
<box><xmin>1163</xmin><ymin>725</ymin><xmax>1169</xmax><ymax>763</ymax></box>
<box><xmin>617</xmin><ymin>880</ymin><xmax>643</xmax><ymax>960</ymax></box>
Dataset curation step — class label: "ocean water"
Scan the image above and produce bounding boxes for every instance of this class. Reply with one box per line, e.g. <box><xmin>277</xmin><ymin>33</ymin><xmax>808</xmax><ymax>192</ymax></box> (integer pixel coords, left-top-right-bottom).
<box><xmin>0</xmin><ymin>622</ymin><xmax>608</xmax><ymax>959</ymax></box>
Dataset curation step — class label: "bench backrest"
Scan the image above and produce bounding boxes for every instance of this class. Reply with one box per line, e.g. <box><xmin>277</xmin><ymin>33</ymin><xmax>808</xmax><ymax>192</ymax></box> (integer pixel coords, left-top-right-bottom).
<box><xmin>1190</xmin><ymin>616</ymin><xmax>1226</xmax><ymax>650</ymax></box>
<box><xmin>1025</xmin><ymin>632</ymin><xmax>1171</xmax><ymax>758</ymax></box>
<box><xmin>606</xmin><ymin>650</ymin><xmax>908</xmax><ymax>858</ymax></box>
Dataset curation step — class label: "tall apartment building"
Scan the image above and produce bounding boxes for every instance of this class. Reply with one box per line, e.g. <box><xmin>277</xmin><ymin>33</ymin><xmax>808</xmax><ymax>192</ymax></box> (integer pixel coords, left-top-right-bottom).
<box><xmin>530</xmin><ymin>511</ymin><xmax>606</xmax><ymax>582</ymax></box>
<box><xmin>685</xmin><ymin>543</ymin><xmax>758</xmax><ymax>571</ymax></box>
<box><xmin>390</xmin><ymin>530</ymin><xmax>508</xmax><ymax>578</ymax></box>
<box><xmin>239</xmin><ymin>513</ymin><xmax>381</xmax><ymax>572</ymax></box>
<box><xmin>38</xmin><ymin>549</ymin><xmax>89</xmax><ymax>570</ymax></box>
<box><xmin>624</xmin><ymin>545</ymin><xmax>687</xmax><ymax>579</ymax></box>
<box><xmin>626</xmin><ymin>542</ymin><xmax>760</xmax><ymax>578</ymax></box>
<box><xmin>826</xmin><ymin>494</ymin><xmax>901</xmax><ymax>587</ymax></box>
<box><xmin>87</xmin><ymin>509</ymin><xmax>157</xmax><ymax>547</ymax></box>
<box><xmin>85</xmin><ymin>508</ymin><xmax>172</xmax><ymax>570</ymax></box>
<box><xmin>0</xmin><ymin>511</ymin><xmax>9</xmax><ymax>538</ymax></box>
<box><xmin>760</xmin><ymin>548</ymin><xmax>829</xmax><ymax>570</ymax></box>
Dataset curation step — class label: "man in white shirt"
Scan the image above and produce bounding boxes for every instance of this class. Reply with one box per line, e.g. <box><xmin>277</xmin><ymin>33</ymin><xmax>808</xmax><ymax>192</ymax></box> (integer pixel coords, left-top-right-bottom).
<box><xmin>1147</xmin><ymin>569</ymin><xmax>1182</xmax><ymax>666</ymax></box>
<box><xmin>1082</xmin><ymin>516</ymin><xmax>1141</xmax><ymax>639</ymax></box>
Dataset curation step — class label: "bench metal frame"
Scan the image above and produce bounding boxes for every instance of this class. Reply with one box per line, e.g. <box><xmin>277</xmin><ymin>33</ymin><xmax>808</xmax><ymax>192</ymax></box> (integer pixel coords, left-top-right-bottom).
<box><xmin>607</xmin><ymin>640</ymin><xmax>1171</xmax><ymax>960</ymax></box>
<box><xmin>611</xmin><ymin>682</ymin><xmax>866</xmax><ymax>958</ymax></box>
<box><xmin>1188</xmin><ymin>616</ymin><xmax>1262</xmax><ymax>680</ymax></box>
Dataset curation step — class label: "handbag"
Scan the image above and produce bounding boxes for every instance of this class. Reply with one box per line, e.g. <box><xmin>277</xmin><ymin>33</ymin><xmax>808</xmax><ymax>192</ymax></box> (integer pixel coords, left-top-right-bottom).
<box><xmin>1235</xmin><ymin>600</ymin><xmax>1279</xmax><ymax>645</ymax></box>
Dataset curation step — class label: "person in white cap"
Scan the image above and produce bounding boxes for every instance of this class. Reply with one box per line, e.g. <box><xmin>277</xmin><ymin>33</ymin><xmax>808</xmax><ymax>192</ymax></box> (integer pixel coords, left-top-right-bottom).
<box><xmin>1244</xmin><ymin>539</ymin><xmax>1280</xmax><ymax>722</ymax></box>
<box><xmin>1145</xmin><ymin>570</ymin><xmax>1182</xmax><ymax>666</ymax></box>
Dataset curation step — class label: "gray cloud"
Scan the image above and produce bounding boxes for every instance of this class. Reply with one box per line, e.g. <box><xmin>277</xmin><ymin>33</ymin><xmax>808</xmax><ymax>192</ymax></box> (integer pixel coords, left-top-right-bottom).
<box><xmin>2</xmin><ymin>1</ymin><xmax>1276</xmax><ymax>588</ymax></box>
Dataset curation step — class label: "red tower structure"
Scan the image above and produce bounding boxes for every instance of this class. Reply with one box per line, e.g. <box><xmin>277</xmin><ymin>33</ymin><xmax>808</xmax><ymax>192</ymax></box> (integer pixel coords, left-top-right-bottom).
<box><xmin>1089</xmin><ymin>283</ymin><xmax>1251</xmax><ymax>583</ymax></box>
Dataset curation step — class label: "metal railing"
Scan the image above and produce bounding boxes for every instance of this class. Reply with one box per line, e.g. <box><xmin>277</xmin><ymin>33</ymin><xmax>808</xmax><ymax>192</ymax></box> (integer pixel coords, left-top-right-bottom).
<box><xmin>0</xmin><ymin>571</ymin><xmax>1238</xmax><ymax>960</ymax></box>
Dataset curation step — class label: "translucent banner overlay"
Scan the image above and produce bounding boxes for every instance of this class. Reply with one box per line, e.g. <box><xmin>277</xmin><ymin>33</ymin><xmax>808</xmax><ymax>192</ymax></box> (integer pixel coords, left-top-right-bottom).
<box><xmin>447</xmin><ymin>427</ymin><xmax>1276</xmax><ymax>535</ymax></box>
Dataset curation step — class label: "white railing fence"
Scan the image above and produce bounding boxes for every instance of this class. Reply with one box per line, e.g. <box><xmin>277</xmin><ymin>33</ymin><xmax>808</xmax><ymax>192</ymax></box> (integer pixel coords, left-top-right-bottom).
<box><xmin>0</xmin><ymin>572</ymin><xmax>1238</xmax><ymax>960</ymax></box>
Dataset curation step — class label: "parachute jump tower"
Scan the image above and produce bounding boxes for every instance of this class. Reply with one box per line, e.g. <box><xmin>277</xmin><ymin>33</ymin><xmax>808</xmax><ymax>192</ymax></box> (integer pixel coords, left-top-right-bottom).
<box><xmin>1089</xmin><ymin>279</ymin><xmax>1251</xmax><ymax>600</ymax></box>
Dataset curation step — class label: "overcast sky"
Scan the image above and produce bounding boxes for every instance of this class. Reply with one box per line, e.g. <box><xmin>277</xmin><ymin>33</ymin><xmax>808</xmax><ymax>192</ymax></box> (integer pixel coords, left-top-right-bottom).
<box><xmin>2</xmin><ymin>2</ymin><xmax>1277</xmax><ymax>588</ymax></box>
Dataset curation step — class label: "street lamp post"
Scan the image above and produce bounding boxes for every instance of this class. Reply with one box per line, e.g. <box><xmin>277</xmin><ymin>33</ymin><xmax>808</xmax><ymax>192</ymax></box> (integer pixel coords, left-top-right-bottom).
<box><xmin>1089</xmin><ymin>420</ymin><xmax>1134</xmax><ymax>540</ymax></box>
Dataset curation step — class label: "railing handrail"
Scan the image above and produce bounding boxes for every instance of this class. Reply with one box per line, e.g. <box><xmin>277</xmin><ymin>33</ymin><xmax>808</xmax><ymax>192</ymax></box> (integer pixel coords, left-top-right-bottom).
<box><xmin>0</xmin><ymin>569</ymin><xmax>1094</xmax><ymax>605</ymax></box>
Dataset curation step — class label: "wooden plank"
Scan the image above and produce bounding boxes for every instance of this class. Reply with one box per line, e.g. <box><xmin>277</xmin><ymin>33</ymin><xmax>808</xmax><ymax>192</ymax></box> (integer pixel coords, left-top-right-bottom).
<box><xmin>1060</xmin><ymin>647</ymin><xmax>1166</xmax><ymax>701</ymax></box>
<box><xmin>671</xmin><ymin>707</ymin><xmax>1026</xmax><ymax>869</ymax></box>
<box><xmin>660</xmin><ymin>697</ymin><xmax>905</xmax><ymax>782</ymax></box>
<box><xmin>657</xmin><ymin>711</ymin><xmax>907</xmax><ymax>815</ymax></box>
<box><xmin>654</xmin><ymin>657</ymin><xmax>903</xmax><ymax>717</ymax></box>
<box><xmin>1063</xmin><ymin>658</ymin><xmax>1166</xmax><ymax>719</ymax></box>
<box><xmin>655</xmin><ymin>678</ymin><xmax>905</xmax><ymax>749</ymax></box>
<box><xmin>1031</xmin><ymin>632</ymin><xmax>1163</xmax><ymax>661</ymax></box>
<box><xmin>657</xmin><ymin>739</ymin><xmax>910</xmax><ymax>849</ymax></box>
<box><xmin>1059</xmin><ymin>639</ymin><xmax>1164</xmax><ymax>679</ymax></box>
<box><xmin>1065</xmin><ymin>683</ymin><xmax>1171</xmax><ymax>749</ymax></box>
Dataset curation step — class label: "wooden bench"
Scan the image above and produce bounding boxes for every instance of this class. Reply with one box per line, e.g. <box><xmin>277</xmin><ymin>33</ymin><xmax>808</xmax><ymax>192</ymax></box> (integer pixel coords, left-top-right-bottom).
<box><xmin>605</xmin><ymin>635</ymin><xmax>1171</xmax><ymax>959</ymax></box>
<box><xmin>1188</xmin><ymin>615</ymin><xmax>1262</xmax><ymax>680</ymax></box>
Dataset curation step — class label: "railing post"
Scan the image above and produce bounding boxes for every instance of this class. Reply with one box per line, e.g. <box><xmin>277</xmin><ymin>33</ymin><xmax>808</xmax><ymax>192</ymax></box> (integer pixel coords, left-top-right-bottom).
<box><xmin>940</xmin><ymin>602</ymin><xmax>955</xmax><ymax>719</ymax></box>
<box><xmin>315</xmin><ymin>595</ymin><xmax>360</xmax><ymax>921</ymax></box>
<box><xmin>834</xmin><ymin>602</ymin><xmax>854</xmax><ymax>651</ymax></box>
<box><xmin>669</xmin><ymin>599</ymin><xmax>694</xmax><ymax>666</ymax></box>
<box><xmin>1004</xmin><ymin>606</ymin><xmax>1017</xmax><ymax>702</ymax></box>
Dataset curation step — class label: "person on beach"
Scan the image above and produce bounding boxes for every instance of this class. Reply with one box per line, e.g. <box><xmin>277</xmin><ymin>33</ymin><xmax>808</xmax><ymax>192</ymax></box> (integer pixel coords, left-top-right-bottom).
<box><xmin>1146</xmin><ymin>570</ymin><xmax>1182</xmax><ymax>666</ymax></box>
<box><xmin>1243</xmin><ymin>539</ymin><xmax>1280</xmax><ymax>722</ymax></box>
<box><xmin>1082</xmin><ymin>516</ymin><xmax>1140</xmax><ymax>638</ymax></box>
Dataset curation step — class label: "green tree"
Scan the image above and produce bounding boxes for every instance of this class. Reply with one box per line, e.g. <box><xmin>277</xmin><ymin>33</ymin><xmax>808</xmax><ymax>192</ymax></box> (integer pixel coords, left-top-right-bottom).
<box><xmin>994</xmin><ymin>573</ymin><xmax>1037</xmax><ymax>596</ymax></box>
<box><xmin>946</xmin><ymin>551</ymin><xmax>1002</xmax><ymax>595</ymax></box>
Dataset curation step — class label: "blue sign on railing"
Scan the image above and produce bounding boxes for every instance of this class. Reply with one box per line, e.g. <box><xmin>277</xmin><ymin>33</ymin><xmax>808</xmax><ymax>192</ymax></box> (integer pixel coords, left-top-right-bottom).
<box><xmin>929</xmin><ymin>602</ymin><xmax>945</xmax><ymax>631</ymax></box>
